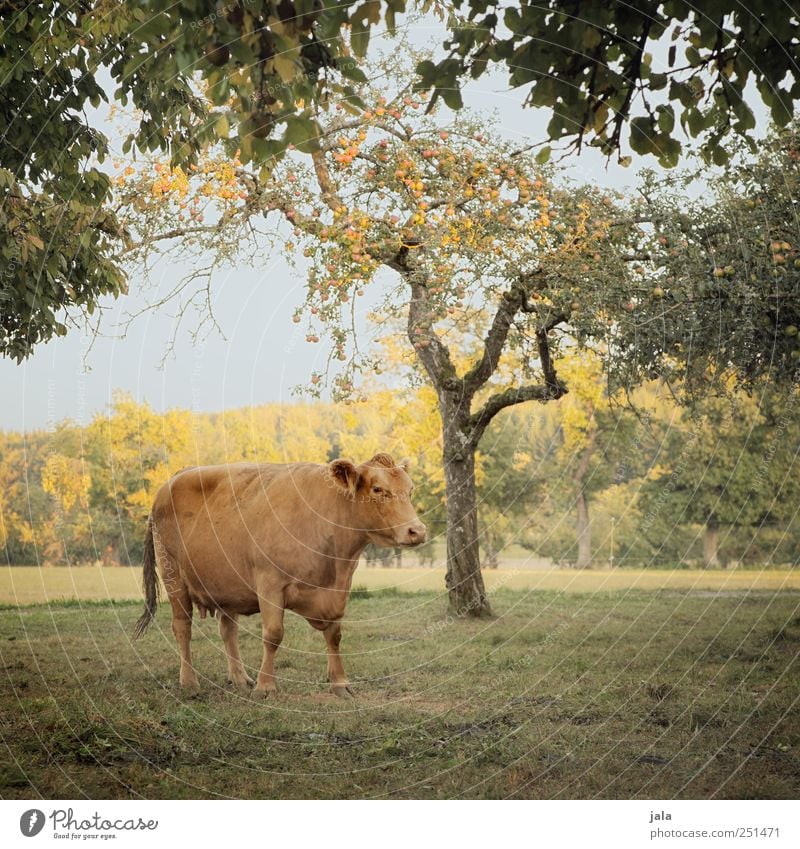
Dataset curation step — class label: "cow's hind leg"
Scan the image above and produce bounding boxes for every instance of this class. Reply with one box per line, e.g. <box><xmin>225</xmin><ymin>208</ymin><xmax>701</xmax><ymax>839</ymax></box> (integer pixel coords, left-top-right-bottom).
<box><xmin>156</xmin><ymin>533</ymin><xmax>199</xmax><ymax>690</ymax></box>
<box><xmin>168</xmin><ymin>588</ymin><xmax>199</xmax><ymax>690</ymax></box>
<box><xmin>219</xmin><ymin>613</ymin><xmax>253</xmax><ymax>690</ymax></box>
<box><xmin>253</xmin><ymin>587</ymin><xmax>285</xmax><ymax>698</ymax></box>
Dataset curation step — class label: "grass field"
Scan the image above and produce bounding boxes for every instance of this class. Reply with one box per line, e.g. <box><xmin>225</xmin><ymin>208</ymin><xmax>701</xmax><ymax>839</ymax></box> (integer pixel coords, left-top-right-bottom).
<box><xmin>1</xmin><ymin>567</ymin><xmax>799</xmax><ymax>799</ymax></box>
<box><xmin>2</xmin><ymin>564</ymin><xmax>799</xmax><ymax>605</ymax></box>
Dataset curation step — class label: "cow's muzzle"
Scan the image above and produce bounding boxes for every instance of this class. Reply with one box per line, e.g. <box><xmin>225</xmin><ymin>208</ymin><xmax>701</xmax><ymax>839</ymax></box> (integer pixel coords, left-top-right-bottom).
<box><xmin>400</xmin><ymin>522</ymin><xmax>427</xmax><ymax>546</ymax></box>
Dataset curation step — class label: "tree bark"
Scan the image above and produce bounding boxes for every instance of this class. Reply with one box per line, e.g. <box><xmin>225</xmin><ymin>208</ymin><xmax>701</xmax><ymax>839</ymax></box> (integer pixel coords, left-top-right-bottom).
<box><xmin>442</xmin><ymin>448</ymin><xmax>491</xmax><ymax>616</ymax></box>
<box><xmin>703</xmin><ymin>518</ymin><xmax>720</xmax><ymax>568</ymax></box>
<box><xmin>575</xmin><ymin>490</ymin><xmax>592</xmax><ymax>569</ymax></box>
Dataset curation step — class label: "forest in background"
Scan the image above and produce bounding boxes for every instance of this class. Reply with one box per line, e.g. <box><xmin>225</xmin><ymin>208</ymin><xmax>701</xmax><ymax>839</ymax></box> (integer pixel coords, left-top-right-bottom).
<box><xmin>3</xmin><ymin>353</ymin><xmax>798</xmax><ymax>571</ymax></box>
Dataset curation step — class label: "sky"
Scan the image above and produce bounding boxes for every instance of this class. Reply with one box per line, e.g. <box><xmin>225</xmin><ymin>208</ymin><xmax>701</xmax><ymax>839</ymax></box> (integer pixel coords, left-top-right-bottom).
<box><xmin>0</xmin><ymin>17</ymin><xmax>765</xmax><ymax>433</ymax></box>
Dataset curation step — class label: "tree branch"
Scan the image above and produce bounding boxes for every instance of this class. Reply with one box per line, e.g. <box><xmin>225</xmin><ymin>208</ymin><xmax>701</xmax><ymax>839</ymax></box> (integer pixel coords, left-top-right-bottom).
<box><xmin>116</xmin><ymin>224</ymin><xmax>221</xmax><ymax>257</ymax></box>
<box><xmin>462</xmin><ymin>283</ymin><xmax>525</xmax><ymax>393</ymax></box>
<box><xmin>467</xmin><ymin>379</ymin><xmax>567</xmax><ymax>448</ymax></box>
<box><xmin>311</xmin><ymin>148</ymin><xmax>345</xmax><ymax>213</ymax></box>
<box><xmin>465</xmin><ymin>314</ymin><xmax>566</xmax><ymax>446</ymax></box>
<box><xmin>391</xmin><ymin>238</ymin><xmax>458</xmax><ymax>387</ymax></box>
<box><xmin>406</xmin><ymin>277</ymin><xmax>459</xmax><ymax>388</ymax></box>
<box><xmin>536</xmin><ymin>325</ymin><xmax>559</xmax><ymax>388</ymax></box>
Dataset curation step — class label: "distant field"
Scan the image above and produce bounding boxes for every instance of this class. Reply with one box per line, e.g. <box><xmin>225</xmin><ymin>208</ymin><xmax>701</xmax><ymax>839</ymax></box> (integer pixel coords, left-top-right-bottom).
<box><xmin>1</xmin><ymin>564</ymin><xmax>798</xmax><ymax>606</ymax></box>
<box><xmin>2</xmin><ymin>564</ymin><xmax>800</xmax><ymax>606</ymax></box>
<box><xmin>1</xmin><ymin>588</ymin><xmax>798</xmax><ymax>799</ymax></box>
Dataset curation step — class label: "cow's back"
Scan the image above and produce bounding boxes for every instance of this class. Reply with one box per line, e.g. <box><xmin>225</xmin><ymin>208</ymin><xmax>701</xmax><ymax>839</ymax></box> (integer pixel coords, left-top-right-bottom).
<box><xmin>151</xmin><ymin>462</ymin><xmax>341</xmax><ymax>616</ymax></box>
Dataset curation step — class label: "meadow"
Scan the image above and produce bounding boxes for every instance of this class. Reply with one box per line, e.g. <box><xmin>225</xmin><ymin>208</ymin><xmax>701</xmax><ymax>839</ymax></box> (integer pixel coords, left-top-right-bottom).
<box><xmin>3</xmin><ymin>564</ymin><xmax>799</xmax><ymax>606</ymax></box>
<box><xmin>1</xmin><ymin>567</ymin><xmax>798</xmax><ymax>799</ymax></box>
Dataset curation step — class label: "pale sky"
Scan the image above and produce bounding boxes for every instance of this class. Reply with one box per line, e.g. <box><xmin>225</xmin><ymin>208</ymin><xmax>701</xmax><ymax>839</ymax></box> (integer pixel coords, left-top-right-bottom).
<box><xmin>1</xmin><ymin>19</ymin><xmax>764</xmax><ymax>432</ymax></box>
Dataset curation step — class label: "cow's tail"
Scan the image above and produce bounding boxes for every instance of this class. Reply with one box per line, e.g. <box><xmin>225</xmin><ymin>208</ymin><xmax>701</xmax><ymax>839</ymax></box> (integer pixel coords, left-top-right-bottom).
<box><xmin>133</xmin><ymin>516</ymin><xmax>160</xmax><ymax>639</ymax></box>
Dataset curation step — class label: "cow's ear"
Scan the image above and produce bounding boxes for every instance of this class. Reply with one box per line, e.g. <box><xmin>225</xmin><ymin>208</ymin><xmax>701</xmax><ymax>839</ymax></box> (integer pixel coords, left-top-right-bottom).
<box><xmin>329</xmin><ymin>459</ymin><xmax>360</xmax><ymax>495</ymax></box>
<box><xmin>398</xmin><ymin>457</ymin><xmax>412</xmax><ymax>472</ymax></box>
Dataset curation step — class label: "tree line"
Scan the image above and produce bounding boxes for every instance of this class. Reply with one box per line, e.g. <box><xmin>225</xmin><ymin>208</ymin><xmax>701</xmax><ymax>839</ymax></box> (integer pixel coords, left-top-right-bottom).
<box><xmin>3</xmin><ymin>366</ymin><xmax>798</xmax><ymax>571</ymax></box>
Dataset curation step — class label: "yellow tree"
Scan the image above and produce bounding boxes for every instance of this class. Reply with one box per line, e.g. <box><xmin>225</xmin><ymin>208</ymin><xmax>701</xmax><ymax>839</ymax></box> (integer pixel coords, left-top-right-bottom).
<box><xmin>85</xmin><ymin>393</ymin><xmax>196</xmax><ymax>528</ymax></box>
<box><xmin>555</xmin><ymin>355</ymin><xmax>605</xmax><ymax>568</ymax></box>
<box><xmin>41</xmin><ymin>454</ymin><xmax>91</xmax><ymax>514</ymax></box>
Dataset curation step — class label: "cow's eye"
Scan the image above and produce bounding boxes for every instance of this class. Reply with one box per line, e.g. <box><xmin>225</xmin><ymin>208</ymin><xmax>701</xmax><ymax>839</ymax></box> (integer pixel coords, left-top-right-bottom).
<box><xmin>372</xmin><ymin>486</ymin><xmax>383</xmax><ymax>495</ymax></box>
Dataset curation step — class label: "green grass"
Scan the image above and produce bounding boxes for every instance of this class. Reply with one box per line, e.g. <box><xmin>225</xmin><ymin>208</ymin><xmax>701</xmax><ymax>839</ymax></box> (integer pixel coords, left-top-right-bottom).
<box><xmin>1</xmin><ymin>587</ymin><xmax>799</xmax><ymax>799</ymax></box>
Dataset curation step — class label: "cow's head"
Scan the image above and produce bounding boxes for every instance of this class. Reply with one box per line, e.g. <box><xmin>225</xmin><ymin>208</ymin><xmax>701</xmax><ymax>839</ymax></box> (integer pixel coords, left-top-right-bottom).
<box><xmin>328</xmin><ymin>453</ymin><xmax>427</xmax><ymax>547</ymax></box>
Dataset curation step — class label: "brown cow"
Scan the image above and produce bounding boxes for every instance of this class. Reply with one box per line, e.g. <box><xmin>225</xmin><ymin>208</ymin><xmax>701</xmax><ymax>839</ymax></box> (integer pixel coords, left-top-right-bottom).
<box><xmin>133</xmin><ymin>453</ymin><xmax>426</xmax><ymax>697</ymax></box>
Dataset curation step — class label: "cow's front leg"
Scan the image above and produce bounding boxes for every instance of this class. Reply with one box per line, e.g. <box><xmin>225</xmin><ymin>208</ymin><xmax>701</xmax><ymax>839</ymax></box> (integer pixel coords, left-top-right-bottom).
<box><xmin>254</xmin><ymin>591</ymin><xmax>285</xmax><ymax>698</ymax></box>
<box><xmin>324</xmin><ymin>621</ymin><xmax>354</xmax><ymax>699</ymax></box>
<box><xmin>219</xmin><ymin>613</ymin><xmax>253</xmax><ymax>691</ymax></box>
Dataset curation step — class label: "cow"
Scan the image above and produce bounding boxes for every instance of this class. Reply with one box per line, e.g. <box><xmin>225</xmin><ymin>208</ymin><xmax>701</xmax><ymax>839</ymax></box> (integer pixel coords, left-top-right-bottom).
<box><xmin>133</xmin><ymin>453</ymin><xmax>426</xmax><ymax>698</ymax></box>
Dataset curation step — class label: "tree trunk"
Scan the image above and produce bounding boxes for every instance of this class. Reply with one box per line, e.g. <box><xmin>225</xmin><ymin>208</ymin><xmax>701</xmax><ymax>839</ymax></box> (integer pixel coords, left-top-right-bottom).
<box><xmin>573</xmin><ymin>430</ymin><xmax>597</xmax><ymax>569</ymax></box>
<box><xmin>442</xmin><ymin>449</ymin><xmax>491</xmax><ymax>616</ymax></box>
<box><xmin>575</xmin><ymin>491</ymin><xmax>592</xmax><ymax>569</ymax></box>
<box><xmin>703</xmin><ymin>519</ymin><xmax>720</xmax><ymax>568</ymax></box>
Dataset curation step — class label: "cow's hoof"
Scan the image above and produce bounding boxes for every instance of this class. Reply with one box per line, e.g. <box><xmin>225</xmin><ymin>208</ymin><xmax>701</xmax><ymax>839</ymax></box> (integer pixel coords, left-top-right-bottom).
<box><xmin>252</xmin><ymin>687</ymin><xmax>278</xmax><ymax>699</ymax></box>
<box><xmin>332</xmin><ymin>684</ymin><xmax>355</xmax><ymax>699</ymax></box>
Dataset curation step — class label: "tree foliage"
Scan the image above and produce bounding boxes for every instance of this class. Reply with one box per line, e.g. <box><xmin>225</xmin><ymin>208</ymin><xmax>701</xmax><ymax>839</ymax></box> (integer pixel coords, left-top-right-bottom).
<box><xmin>0</xmin><ymin>0</ymin><xmax>403</xmax><ymax>358</ymax></box>
<box><xmin>0</xmin><ymin>2</ymin><xmax>133</xmax><ymax>360</ymax></box>
<box><xmin>4</xmin><ymin>2</ymin><xmax>800</xmax><ymax>362</ymax></box>
<box><xmin>638</xmin><ymin>386</ymin><xmax>800</xmax><ymax>565</ymax></box>
<box><xmin>419</xmin><ymin>1</ymin><xmax>800</xmax><ymax>167</ymax></box>
<box><xmin>613</xmin><ymin>126</ymin><xmax>800</xmax><ymax>392</ymax></box>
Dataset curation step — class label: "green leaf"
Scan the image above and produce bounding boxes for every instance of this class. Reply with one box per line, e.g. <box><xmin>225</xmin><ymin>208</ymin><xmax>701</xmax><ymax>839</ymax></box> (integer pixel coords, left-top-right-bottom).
<box><xmin>440</xmin><ymin>86</ymin><xmax>463</xmax><ymax>110</ymax></box>
<box><xmin>656</xmin><ymin>104</ymin><xmax>675</xmax><ymax>134</ymax></box>
<box><xmin>629</xmin><ymin>117</ymin><xmax>655</xmax><ymax>155</ymax></box>
<box><xmin>214</xmin><ymin>115</ymin><xmax>230</xmax><ymax>139</ymax></box>
<box><xmin>582</xmin><ymin>27</ymin><xmax>602</xmax><ymax>50</ymax></box>
<box><xmin>339</xmin><ymin>61</ymin><xmax>368</xmax><ymax>84</ymax></box>
<box><xmin>504</xmin><ymin>8</ymin><xmax>523</xmax><ymax>34</ymax></box>
<box><xmin>283</xmin><ymin>115</ymin><xmax>320</xmax><ymax>153</ymax></box>
<box><xmin>535</xmin><ymin>145</ymin><xmax>551</xmax><ymax>164</ymax></box>
<box><xmin>685</xmin><ymin>45</ymin><xmax>701</xmax><ymax>67</ymax></box>
<box><xmin>709</xmin><ymin>144</ymin><xmax>729</xmax><ymax>166</ymax></box>
<box><xmin>351</xmin><ymin>25</ymin><xmax>370</xmax><ymax>59</ymax></box>
<box><xmin>416</xmin><ymin>60</ymin><xmax>438</xmax><ymax>86</ymax></box>
<box><xmin>771</xmin><ymin>88</ymin><xmax>793</xmax><ymax>126</ymax></box>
